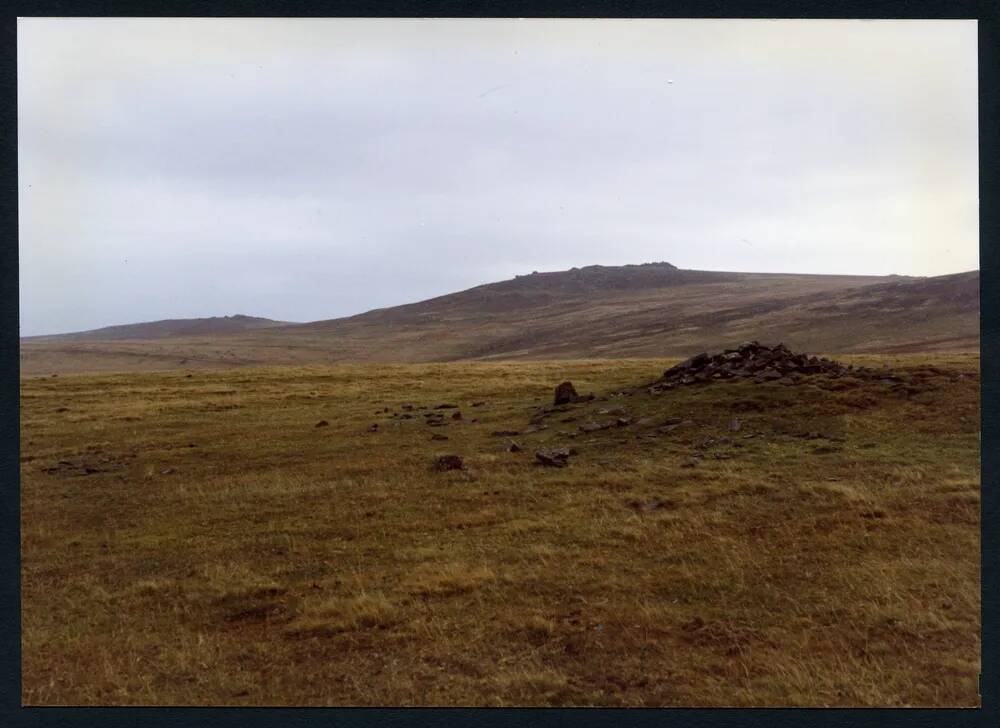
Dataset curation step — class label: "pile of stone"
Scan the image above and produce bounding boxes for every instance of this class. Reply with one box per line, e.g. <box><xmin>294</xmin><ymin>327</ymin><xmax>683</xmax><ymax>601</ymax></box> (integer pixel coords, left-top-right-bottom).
<box><xmin>654</xmin><ymin>341</ymin><xmax>897</xmax><ymax>390</ymax></box>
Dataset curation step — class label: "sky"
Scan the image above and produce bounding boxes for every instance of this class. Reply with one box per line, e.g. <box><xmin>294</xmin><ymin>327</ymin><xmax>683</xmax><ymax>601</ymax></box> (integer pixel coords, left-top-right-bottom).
<box><xmin>18</xmin><ymin>18</ymin><xmax>979</xmax><ymax>336</ymax></box>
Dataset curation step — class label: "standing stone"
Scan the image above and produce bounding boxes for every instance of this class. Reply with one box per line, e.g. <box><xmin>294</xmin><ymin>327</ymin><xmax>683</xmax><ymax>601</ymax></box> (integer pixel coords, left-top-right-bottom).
<box><xmin>554</xmin><ymin>382</ymin><xmax>580</xmax><ymax>405</ymax></box>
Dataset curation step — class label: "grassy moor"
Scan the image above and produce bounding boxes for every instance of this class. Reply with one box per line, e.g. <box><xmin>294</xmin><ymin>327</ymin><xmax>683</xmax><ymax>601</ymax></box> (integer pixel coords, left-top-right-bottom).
<box><xmin>20</xmin><ymin>352</ymin><xmax>980</xmax><ymax>706</ymax></box>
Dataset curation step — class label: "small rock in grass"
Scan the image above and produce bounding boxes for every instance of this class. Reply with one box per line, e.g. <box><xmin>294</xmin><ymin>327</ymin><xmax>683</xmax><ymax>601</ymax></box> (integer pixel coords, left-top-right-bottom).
<box><xmin>536</xmin><ymin>448</ymin><xmax>572</xmax><ymax>467</ymax></box>
<box><xmin>315</xmin><ymin>420</ymin><xmax>329</xmax><ymax>428</ymax></box>
<box><xmin>433</xmin><ymin>455</ymin><xmax>464</xmax><ymax>471</ymax></box>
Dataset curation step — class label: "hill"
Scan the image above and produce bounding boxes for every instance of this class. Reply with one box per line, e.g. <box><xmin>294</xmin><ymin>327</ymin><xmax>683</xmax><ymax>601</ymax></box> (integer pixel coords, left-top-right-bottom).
<box><xmin>19</xmin><ymin>265</ymin><xmax>979</xmax><ymax>374</ymax></box>
<box><xmin>24</xmin><ymin>314</ymin><xmax>291</xmax><ymax>342</ymax></box>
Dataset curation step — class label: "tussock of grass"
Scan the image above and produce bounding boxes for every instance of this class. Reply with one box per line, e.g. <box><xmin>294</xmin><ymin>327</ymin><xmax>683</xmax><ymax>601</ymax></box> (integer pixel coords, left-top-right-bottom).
<box><xmin>404</xmin><ymin>562</ymin><xmax>499</xmax><ymax>597</ymax></box>
<box><xmin>284</xmin><ymin>594</ymin><xmax>398</xmax><ymax>637</ymax></box>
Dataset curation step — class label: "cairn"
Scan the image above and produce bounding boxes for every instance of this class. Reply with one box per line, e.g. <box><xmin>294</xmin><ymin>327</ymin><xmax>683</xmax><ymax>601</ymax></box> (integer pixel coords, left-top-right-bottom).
<box><xmin>652</xmin><ymin>341</ymin><xmax>896</xmax><ymax>391</ymax></box>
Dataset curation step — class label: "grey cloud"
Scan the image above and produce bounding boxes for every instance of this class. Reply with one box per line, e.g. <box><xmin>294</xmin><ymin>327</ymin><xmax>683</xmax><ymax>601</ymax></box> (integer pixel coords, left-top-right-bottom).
<box><xmin>18</xmin><ymin>18</ymin><xmax>978</xmax><ymax>335</ymax></box>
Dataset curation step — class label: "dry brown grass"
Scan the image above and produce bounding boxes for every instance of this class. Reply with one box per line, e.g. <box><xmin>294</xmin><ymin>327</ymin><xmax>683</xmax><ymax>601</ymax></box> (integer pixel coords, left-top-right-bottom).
<box><xmin>20</xmin><ymin>354</ymin><xmax>980</xmax><ymax>706</ymax></box>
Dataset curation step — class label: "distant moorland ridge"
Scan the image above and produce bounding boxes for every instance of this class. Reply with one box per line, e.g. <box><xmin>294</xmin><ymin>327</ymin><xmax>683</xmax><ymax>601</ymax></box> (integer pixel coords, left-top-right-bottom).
<box><xmin>20</xmin><ymin>263</ymin><xmax>979</xmax><ymax>374</ymax></box>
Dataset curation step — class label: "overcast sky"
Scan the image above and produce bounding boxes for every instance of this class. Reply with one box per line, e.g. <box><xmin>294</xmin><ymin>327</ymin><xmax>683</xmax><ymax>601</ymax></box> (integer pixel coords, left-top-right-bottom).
<box><xmin>19</xmin><ymin>18</ymin><xmax>978</xmax><ymax>336</ymax></box>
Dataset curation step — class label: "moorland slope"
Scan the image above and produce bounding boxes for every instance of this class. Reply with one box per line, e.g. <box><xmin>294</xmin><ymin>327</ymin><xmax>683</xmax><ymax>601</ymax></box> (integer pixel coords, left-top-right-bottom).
<box><xmin>20</xmin><ymin>264</ymin><xmax>979</xmax><ymax>374</ymax></box>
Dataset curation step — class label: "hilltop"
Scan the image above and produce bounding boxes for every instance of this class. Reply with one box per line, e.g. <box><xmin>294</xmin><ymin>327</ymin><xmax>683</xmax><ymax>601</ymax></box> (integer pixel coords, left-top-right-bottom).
<box><xmin>24</xmin><ymin>314</ymin><xmax>291</xmax><ymax>342</ymax></box>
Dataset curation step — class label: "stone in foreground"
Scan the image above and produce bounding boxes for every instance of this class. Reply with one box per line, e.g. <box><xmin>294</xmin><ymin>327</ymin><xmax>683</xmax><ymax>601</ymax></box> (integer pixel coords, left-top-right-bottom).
<box><xmin>554</xmin><ymin>381</ymin><xmax>580</xmax><ymax>405</ymax></box>
<box><xmin>433</xmin><ymin>455</ymin><xmax>465</xmax><ymax>471</ymax></box>
<box><xmin>536</xmin><ymin>448</ymin><xmax>573</xmax><ymax>467</ymax></box>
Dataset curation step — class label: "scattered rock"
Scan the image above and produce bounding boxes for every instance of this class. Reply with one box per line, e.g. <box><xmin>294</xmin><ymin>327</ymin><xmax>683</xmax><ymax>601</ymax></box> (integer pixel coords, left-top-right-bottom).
<box><xmin>434</xmin><ymin>403</ymin><xmax>459</xmax><ymax>410</ymax></box>
<box><xmin>506</xmin><ymin>441</ymin><xmax>523</xmax><ymax>453</ymax></box>
<box><xmin>314</xmin><ymin>420</ymin><xmax>329</xmax><ymax>428</ymax></box>
<box><xmin>598</xmin><ymin>406</ymin><xmax>628</xmax><ymax>416</ymax></box>
<box><xmin>553</xmin><ymin>381</ymin><xmax>593</xmax><ymax>405</ymax></box>
<box><xmin>433</xmin><ymin>455</ymin><xmax>464</xmax><ymax>471</ymax></box>
<box><xmin>523</xmin><ymin>423</ymin><xmax>548</xmax><ymax>434</ymax></box>
<box><xmin>756</xmin><ymin>370</ymin><xmax>783</xmax><ymax>383</ymax></box>
<box><xmin>491</xmin><ymin>429</ymin><xmax>521</xmax><ymax>437</ymax></box>
<box><xmin>431</xmin><ymin>434</ymin><xmax>449</xmax><ymax>441</ymax></box>
<box><xmin>536</xmin><ymin>448</ymin><xmax>573</xmax><ymax>467</ymax></box>
<box><xmin>368</xmin><ymin>424</ymin><xmax>379</xmax><ymax>432</ymax></box>
<box><xmin>471</xmin><ymin>401</ymin><xmax>487</xmax><ymax>407</ymax></box>
<box><xmin>728</xmin><ymin>417</ymin><xmax>742</xmax><ymax>432</ymax></box>
<box><xmin>680</xmin><ymin>458</ymin><xmax>698</xmax><ymax>468</ymax></box>
<box><xmin>657</xmin><ymin>419</ymin><xmax>690</xmax><ymax>434</ymax></box>
<box><xmin>811</xmin><ymin>445</ymin><xmax>841</xmax><ymax>455</ymax></box>
<box><xmin>451</xmin><ymin>411</ymin><xmax>463</xmax><ymax>420</ymax></box>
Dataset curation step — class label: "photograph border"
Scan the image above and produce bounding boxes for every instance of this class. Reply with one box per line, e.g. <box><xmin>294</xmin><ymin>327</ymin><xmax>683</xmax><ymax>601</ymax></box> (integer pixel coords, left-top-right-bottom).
<box><xmin>1</xmin><ymin>1</ymin><xmax>996</xmax><ymax>726</ymax></box>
